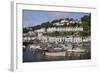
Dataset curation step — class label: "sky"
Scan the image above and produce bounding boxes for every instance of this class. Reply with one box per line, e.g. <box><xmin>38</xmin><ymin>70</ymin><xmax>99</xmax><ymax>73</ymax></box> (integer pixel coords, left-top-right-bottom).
<box><xmin>23</xmin><ymin>10</ymin><xmax>90</xmax><ymax>27</ymax></box>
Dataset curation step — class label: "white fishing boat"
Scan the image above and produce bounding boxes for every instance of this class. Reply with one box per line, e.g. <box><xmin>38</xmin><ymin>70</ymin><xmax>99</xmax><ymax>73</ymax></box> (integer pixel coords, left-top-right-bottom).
<box><xmin>45</xmin><ymin>51</ymin><xmax>66</xmax><ymax>56</ymax></box>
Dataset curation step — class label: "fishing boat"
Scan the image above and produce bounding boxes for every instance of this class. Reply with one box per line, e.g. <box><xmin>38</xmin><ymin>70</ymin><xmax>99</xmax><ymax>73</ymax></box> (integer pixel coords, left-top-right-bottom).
<box><xmin>44</xmin><ymin>43</ymin><xmax>70</xmax><ymax>57</ymax></box>
<box><xmin>45</xmin><ymin>51</ymin><xmax>66</xmax><ymax>56</ymax></box>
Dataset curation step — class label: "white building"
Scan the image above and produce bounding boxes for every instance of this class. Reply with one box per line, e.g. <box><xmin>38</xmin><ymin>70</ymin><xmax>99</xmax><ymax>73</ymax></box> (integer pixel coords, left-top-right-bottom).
<box><xmin>35</xmin><ymin>27</ymin><xmax>83</xmax><ymax>33</ymax></box>
<box><xmin>38</xmin><ymin>36</ymin><xmax>83</xmax><ymax>43</ymax></box>
<box><xmin>34</xmin><ymin>28</ymin><xmax>45</xmax><ymax>33</ymax></box>
<box><xmin>53</xmin><ymin>19</ymin><xmax>82</xmax><ymax>26</ymax></box>
<box><xmin>28</xmin><ymin>31</ymin><xmax>36</xmax><ymax>36</ymax></box>
<box><xmin>53</xmin><ymin>22</ymin><xmax>64</xmax><ymax>26</ymax></box>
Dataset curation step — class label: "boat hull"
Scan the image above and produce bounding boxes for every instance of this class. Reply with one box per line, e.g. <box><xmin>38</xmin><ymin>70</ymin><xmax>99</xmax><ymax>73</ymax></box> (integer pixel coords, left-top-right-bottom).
<box><xmin>45</xmin><ymin>51</ymin><xmax>66</xmax><ymax>56</ymax></box>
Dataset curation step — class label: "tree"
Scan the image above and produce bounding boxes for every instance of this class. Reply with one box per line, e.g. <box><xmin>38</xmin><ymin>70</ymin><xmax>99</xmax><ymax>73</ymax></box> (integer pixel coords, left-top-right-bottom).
<box><xmin>23</xmin><ymin>28</ymin><xmax>29</xmax><ymax>33</ymax></box>
<box><xmin>51</xmin><ymin>19</ymin><xmax>59</xmax><ymax>23</ymax></box>
<box><xmin>65</xmin><ymin>18</ymin><xmax>69</xmax><ymax>20</ymax></box>
<box><xmin>81</xmin><ymin>14</ymin><xmax>91</xmax><ymax>36</ymax></box>
<box><xmin>70</xmin><ymin>18</ymin><xmax>74</xmax><ymax>21</ymax></box>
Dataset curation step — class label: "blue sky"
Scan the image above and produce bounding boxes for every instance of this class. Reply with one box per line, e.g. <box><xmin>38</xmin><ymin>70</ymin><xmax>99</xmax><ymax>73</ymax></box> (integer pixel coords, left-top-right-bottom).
<box><xmin>23</xmin><ymin>10</ymin><xmax>90</xmax><ymax>27</ymax></box>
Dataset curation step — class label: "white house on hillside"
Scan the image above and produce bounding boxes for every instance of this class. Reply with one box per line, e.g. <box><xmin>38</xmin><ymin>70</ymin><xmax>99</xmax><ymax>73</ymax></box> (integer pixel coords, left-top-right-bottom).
<box><xmin>34</xmin><ymin>27</ymin><xmax>83</xmax><ymax>33</ymax></box>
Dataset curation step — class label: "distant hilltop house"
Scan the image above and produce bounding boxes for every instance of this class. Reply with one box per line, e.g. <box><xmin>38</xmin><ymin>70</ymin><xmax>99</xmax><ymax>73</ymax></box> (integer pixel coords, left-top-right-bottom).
<box><xmin>53</xmin><ymin>19</ymin><xmax>82</xmax><ymax>26</ymax></box>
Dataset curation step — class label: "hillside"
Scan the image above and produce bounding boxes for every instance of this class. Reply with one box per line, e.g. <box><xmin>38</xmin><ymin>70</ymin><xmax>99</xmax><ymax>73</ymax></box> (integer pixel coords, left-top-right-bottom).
<box><xmin>23</xmin><ymin>15</ymin><xmax>91</xmax><ymax>36</ymax></box>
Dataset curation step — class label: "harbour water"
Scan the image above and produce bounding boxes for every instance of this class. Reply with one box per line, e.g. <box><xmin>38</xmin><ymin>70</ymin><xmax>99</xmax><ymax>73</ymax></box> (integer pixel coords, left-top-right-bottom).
<box><xmin>23</xmin><ymin>42</ymin><xmax>91</xmax><ymax>62</ymax></box>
